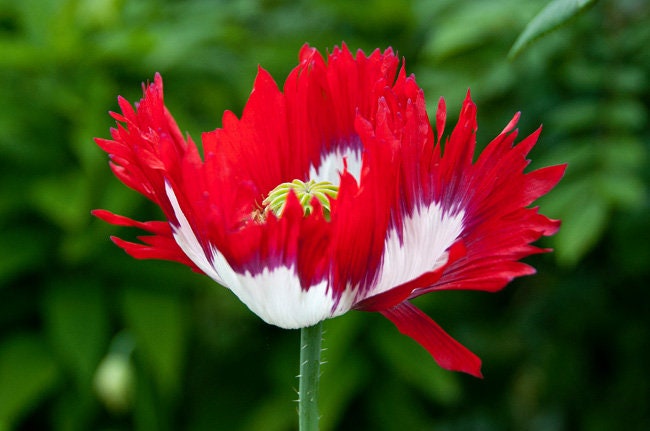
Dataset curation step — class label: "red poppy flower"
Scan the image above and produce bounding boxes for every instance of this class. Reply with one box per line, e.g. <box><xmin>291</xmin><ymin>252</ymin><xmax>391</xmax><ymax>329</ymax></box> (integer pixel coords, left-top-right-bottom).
<box><xmin>93</xmin><ymin>44</ymin><xmax>565</xmax><ymax>377</ymax></box>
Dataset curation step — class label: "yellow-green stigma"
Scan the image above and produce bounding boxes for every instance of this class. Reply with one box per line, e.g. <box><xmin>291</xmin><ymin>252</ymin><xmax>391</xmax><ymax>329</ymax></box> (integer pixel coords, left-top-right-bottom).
<box><xmin>263</xmin><ymin>179</ymin><xmax>339</xmax><ymax>218</ymax></box>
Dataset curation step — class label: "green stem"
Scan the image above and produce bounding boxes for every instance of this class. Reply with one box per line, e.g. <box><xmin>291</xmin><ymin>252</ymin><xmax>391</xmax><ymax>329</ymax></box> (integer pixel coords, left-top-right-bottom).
<box><xmin>299</xmin><ymin>322</ymin><xmax>323</xmax><ymax>431</ymax></box>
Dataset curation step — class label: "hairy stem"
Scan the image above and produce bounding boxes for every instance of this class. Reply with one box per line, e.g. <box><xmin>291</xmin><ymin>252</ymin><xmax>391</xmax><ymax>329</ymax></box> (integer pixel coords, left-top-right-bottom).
<box><xmin>298</xmin><ymin>322</ymin><xmax>323</xmax><ymax>431</ymax></box>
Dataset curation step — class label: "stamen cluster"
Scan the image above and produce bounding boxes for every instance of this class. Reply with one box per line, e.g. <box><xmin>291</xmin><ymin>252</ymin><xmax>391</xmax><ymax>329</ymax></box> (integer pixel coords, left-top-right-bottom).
<box><xmin>263</xmin><ymin>179</ymin><xmax>339</xmax><ymax>218</ymax></box>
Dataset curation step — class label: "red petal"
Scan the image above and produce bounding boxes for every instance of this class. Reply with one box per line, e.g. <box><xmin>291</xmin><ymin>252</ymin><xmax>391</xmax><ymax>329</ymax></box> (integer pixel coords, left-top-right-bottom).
<box><xmin>355</xmin><ymin>240</ymin><xmax>466</xmax><ymax>311</ymax></box>
<box><xmin>109</xmin><ymin>236</ymin><xmax>200</xmax><ymax>271</ymax></box>
<box><xmin>406</xmin><ymin>94</ymin><xmax>567</xmax><ymax>295</ymax></box>
<box><xmin>92</xmin><ymin>210</ymin><xmax>200</xmax><ymax>271</ymax></box>
<box><xmin>94</xmin><ymin>74</ymin><xmax>199</xmax><ymax>218</ymax></box>
<box><xmin>380</xmin><ymin>301</ymin><xmax>482</xmax><ymax>377</ymax></box>
<box><xmin>92</xmin><ymin>209</ymin><xmax>171</xmax><ymax>235</ymax></box>
<box><xmin>327</xmin><ymin>102</ymin><xmax>400</xmax><ymax>295</ymax></box>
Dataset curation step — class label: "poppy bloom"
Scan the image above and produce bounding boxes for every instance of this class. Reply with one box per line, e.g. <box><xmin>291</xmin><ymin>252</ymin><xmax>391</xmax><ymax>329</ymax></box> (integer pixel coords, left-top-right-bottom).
<box><xmin>93</xmin><ymin>44</ymin><xmax>565</xmax><ymax>377</ymax></box>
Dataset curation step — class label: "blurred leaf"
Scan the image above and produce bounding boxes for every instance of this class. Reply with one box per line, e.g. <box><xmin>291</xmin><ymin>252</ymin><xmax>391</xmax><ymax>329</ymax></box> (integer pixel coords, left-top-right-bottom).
<box><xmin>612</xmin><ymin>207</ymin><xmax>650</xmax><ymax>276</ymax></box>
<box><xmin>596</xmin><ymin>173</ymin><xmax>645</xmax><ymax>208</ymax></box>
<box><xmin>122</xmin><ymin>288</ymin><xmax>188</xmax><ymax>399</ymax></box>
<box><xmin>320</xmin><ymin>315</ymin><xmax>371</xmax><ymax>431</ymax></box>
<box><xmin>547</xmin><ymin>100</ymin><xmax>600</xmax><ymax>134</ymax></box>
<box><xmin>320</xmin><ymin>312</ymin><xmax>365</xmax><ymax>368</ymax></box>
<box><xmin>43</xmin><ymin>280</ymin><xmax>110</xmax><ymax>390</ymax></box>
<box><xmin>50</xmin><ymin>390</ymin><xmax>95</xmax><ymax>431</ymax></box>
<box><xmin>426</xmin><ymin>0</ymin><xmax>534</xmax><ymax>60</ymax></box>
<box><xmin>0</xmin><ymin>334</ymin><xmax>59</xmax><ymax>430</ymax></box>
<box><xmin>240</xmin><ymin>396</ymin><xmax>296</xmax><ymax>431</ymax></box>
<box><xmin>509</xmin><ymin>0</ymin><xmax>597</xmax><ymax>59</ymax></box>
<box><xmin>551</xmin><ymin>180</ymin><xmax>608</xmax><ymax>265</ymax></box>
<box><xmin>30</xmin><ymin>173</ymin><xmax>91</xmax><ymax>232</ymax></box>
<box><xmin>600</xmin><ymin>136</ymin><xmax>646</xmax><ymax>171</ymax></box>
<box><xmin>76</xmin><ymin>0</ymin><xmax>123</xmax><ymax>30</ymax></box>
<box><xmin>133</xmin><ymin>362</ymin><xmax>163</xmax><ymax>431</ymax></box>
<box><xmin>319</xmin><ymin>349</ymin><xmax>369</xmax><ymax>431</ymax></box>
<box><xmin>0</xmin><ymin>227</ymin><xmax>46</xmax><ymax>287</ymax></box>
<box><xmin>371</xmin><ymin>320</ymin><xmax>462</xmax><ymax>406</ymax></box>
<box><xmin>603</xmin><ymin>98</ymin><xmax>647</xmax><ymax>131</ymax></box>
<box><xmin>366</xmin><ymin>376</ymin><xmax>434</xmax><ymax>430</ymax></box>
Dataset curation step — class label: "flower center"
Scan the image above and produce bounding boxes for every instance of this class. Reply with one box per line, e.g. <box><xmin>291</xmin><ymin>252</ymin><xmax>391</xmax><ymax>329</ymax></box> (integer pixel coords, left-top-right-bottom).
<box><xmin>263</xmin><ymin>179</ymin><xmax>339</xmax><ymax>218</ymax></box>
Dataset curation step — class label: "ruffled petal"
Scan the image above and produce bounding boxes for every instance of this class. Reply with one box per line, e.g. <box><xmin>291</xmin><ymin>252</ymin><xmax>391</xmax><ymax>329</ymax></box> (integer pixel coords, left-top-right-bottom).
<box><xmin>412</xmin><ymin>95</ymin><xmax>566</xmax><ymax>295</ymax></box>
<box><xmin>333</xmin><ymin>103</ymin><xmax>401</xmax><ymax>287</ymax></box>
<box><xmin>97</xmin><ymin>74</ymin><xmax>199</xmax><ymax>213</ymax></box>
<box><xmin>371</xmin><ymin>92</ymin><xmax>566</xmax><ymax>300</ymax></box>
<box><xmin>91</xmin><ymin>209</ymin><xmax>200</xmax><ymax>271</ymax></box>
<box><xmin>93</xmin><ymin>74</ymin><xmax>209</xmax><ymax>264</ymax></box>
<box><xmin>201</xmin><ymin>67</ymin><xmax>296</xmax><ymax>198</ymax></box>
<box><xmin>350</xmin><ymin>71</ymin><xmax>466</xmax><ymax>306</ymax></box>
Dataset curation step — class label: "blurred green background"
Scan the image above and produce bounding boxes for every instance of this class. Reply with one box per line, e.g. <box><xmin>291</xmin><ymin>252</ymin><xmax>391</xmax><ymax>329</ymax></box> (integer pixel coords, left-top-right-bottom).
<box><xmin>1</xmin><ymin>0</ymin><xmax>648</xmax><ymax>430</ymax></box>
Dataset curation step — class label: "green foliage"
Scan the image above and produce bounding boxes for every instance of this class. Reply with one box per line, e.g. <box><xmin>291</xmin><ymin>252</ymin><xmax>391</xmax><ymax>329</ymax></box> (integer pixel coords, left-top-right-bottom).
<box><xmin>122</xmin><ymin>287</ymin><xmax>188</xmax><ymax>400</ymax></box>
<box><xmin>509</xmin><ymin>0</ymin><xmax>598</xmax><ymax>59</ymax></box>
<box><xmin>43</xmin><ymin>280</ymin><xmax>110</xmax><ymax>390</ymax></box>
<box><xmin>0</xmin><ymin>335</ymin><xmax>59</xmax><ymax>430</ymax></box>
<box><xmin>1</xmin><ymin>0</ymin><xmax>648</xmax><ymax>430</ymax></box>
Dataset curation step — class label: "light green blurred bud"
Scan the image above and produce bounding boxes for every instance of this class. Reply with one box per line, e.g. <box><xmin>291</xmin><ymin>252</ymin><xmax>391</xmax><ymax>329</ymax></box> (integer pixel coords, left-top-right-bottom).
<box><xmin>94</xmin><ymin>352</ymin><xmax>134</xmax><ymax>414</ymax></box>
<box><xmin>94</xmin><ymin>333</ymin><xmax>135</xmax><ymax>414</ymax></box>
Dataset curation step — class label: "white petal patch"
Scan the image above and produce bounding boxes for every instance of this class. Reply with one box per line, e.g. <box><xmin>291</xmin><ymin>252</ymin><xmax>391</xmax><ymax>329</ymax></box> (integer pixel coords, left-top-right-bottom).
<box><xmin>309</xmin><ymin>147</ymin><xmax>362</xmax><ymax>184</ymax></box>
<box><xmin>363</xmin><ymin>201</ymin><xmax>465</xmax><ymax>300</ymax></box>
<box><xmin>222</xmin><ymin>266</ymin><xmax>356</xmax><ymax>329</ymax></box>
<box><xmin>164</xmin><ymin>181</ymin><xmax>225</xmax><ymax>285</ymax></box>
<box><xmin>165</xmin><ymin>181</ymin><xmax>354</xmax><ymax>329</ymax></box>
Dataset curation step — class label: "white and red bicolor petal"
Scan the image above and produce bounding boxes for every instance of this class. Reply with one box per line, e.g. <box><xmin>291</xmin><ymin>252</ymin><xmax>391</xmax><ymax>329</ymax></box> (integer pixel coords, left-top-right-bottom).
<box><xmin>163</xmin><ymin>181</ymin><xmax>355</xmax><ymax>328</ymax></box>
<box><xmin>94</xmin><ymin>44</ymin><xmax>565</xmax><ymax>377</ymax></box>
<box><xmin>349</xmin><ymin>94</ymin><xmax>565</xmax><ymax>376</ymax></box>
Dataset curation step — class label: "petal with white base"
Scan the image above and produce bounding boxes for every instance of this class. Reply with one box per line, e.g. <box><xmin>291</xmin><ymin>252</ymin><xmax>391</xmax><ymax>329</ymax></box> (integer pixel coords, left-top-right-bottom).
<box><xmin>310</xmin><ymin>147</ymin><xmax>363</xmax><ymax>185</ymax></box>
<box><xmin>364</xmin><ymin>201</ymin><xmax>465</xmax><ymax>301</ymax></box>
<box><xmin>166</xmin><ymin>181</ymin><xmax>355</xmax><ymax>329</ymax></box>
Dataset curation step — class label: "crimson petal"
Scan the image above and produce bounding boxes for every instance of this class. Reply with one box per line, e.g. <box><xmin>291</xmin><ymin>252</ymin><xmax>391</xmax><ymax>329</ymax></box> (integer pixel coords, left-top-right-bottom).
<box><xmin>380</xmin><ymin>301</ymin><xmax>482</xmax><ymax>377</ymax></box>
